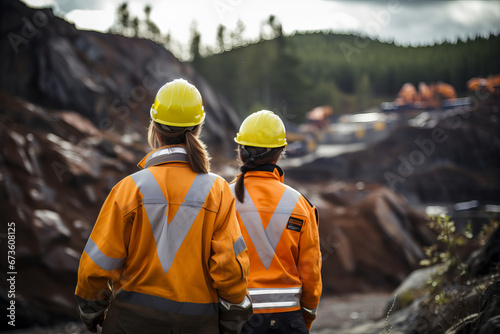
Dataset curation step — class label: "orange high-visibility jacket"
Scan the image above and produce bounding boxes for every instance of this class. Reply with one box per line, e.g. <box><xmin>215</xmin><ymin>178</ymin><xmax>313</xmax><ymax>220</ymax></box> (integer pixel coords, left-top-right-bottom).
<box><xmin>75</xmin><ymin>146</ymin><xmax>250</xmax><ymax>321</ymax></box>
<box><xmin>230</xmin><ymin>165</ymin><xmax>322</xmax><ymax>316</ymax></box>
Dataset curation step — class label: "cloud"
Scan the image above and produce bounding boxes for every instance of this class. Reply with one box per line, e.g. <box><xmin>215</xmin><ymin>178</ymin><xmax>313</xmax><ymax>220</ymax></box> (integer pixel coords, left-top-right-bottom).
<box><xmin>56</xmin><ymin>0</ymin><xmax>104</xmax><ymax>12</ymax></box>
<box><xmin>373</xmin><ymin>0</ymin><xmax>500</xmax><ymax>45</ymax></box>
<box><xmin>65</xmin><ymin>6</ymin><xmax>116</xmax><ymax>32</ymax></box>
<box><xmin>21</xmin><ymin>0</ymin><xmax>500</xmax><ymax>48</ymax></box>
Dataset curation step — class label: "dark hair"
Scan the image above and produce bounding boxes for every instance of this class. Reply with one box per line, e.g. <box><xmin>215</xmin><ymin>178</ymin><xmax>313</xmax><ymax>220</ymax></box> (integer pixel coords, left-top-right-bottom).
<box><xmin>147</xmin><ymin>120</ymin><xmax>211</xmax><ymax>174</ymax></box>
<box><xmin>234</xmin><ymin>145</ymin><xmax>284</xmax><ymax>203</ymax></box>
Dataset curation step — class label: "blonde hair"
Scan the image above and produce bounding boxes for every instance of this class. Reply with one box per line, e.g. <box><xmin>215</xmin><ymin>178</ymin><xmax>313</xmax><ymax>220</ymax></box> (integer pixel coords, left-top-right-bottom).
<box><xmin>147</xmin><ymin>121</ymin><xmax>211</xmax><ymax>174</ymax></box>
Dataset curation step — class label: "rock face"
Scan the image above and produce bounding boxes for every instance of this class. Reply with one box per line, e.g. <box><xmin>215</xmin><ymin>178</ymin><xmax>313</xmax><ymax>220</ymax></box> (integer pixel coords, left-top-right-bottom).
<box><xmin>287</xmin><ymin>180</ymin><xmax>434</xmax><ymax>294</ymax></box>
<box><xmin>0</xmin><ymin>0</ymin><xmax>239</xmax><ymax>328</ymax></box>
<box><xmin>0</xmin><ymin>0</ymin><xmax>239</xmax><ymax>150</ymax></box>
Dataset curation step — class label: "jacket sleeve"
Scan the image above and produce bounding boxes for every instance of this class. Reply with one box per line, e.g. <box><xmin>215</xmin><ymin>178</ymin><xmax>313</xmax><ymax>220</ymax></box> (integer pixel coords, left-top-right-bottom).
<box><xmin>75</xmin><ymin>183</ymin><xmax>131</xmax><ymax>321</ymax></box>
<box><xmin>209</xmin><ymin>179</ymin><xmax>250</xmax><ymax>304</ymax></box>
<box><xmin>297</xmin><ymin>201</ymin><xmax>322</xmax><ymax>330</ymax></box>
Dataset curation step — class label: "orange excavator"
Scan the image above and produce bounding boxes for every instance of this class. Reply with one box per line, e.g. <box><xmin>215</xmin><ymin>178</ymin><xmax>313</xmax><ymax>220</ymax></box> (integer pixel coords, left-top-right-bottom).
<box><xmin>467</xmin><ymin>75</ymin><xmax>500</xmax><ymax>96</ymax></box>
<box><xmin>382</xmin><ymin>81</ymin><xmax>466</xmax><ymax>111</ymax></box>
<box><xmin>285</xmin><ymin>106</ymin><xmax>333</xmax><ymax>157</ymax></box>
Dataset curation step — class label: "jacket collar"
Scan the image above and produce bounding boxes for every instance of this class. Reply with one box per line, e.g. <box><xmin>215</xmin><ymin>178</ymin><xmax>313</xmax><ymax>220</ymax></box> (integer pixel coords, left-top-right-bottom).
<box><xmin>243</xmin><ymin>164</ymin><xmax>285</xmax><ymax>183</ymax></box>
<box><xmin>137</xmin><ymin>145</ymin><xmax>188</xmax><ymax>169</ymax></box>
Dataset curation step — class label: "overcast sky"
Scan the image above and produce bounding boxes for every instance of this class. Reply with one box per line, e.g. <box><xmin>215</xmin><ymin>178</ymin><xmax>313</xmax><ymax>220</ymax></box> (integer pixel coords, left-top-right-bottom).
<box><xmin>22</xmin><ymin>0</ymin><xmax>500</xmax><ymax>55</ymax></box>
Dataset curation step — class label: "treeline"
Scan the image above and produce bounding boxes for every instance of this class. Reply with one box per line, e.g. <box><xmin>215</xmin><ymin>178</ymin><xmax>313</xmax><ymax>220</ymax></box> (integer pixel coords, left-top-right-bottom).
<box><xmin>106</xmin><ymin>3</ymin><xmax>500</xmax><ymax>119</ymax></box>
<box><xmin>193</xmin><ymin>31</ymin><xmax>500</xmax><ymax>119</ymax></box>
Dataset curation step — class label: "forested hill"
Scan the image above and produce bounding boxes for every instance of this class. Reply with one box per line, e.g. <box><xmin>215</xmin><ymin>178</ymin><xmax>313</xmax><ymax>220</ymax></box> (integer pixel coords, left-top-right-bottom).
<box><xmin>193</xmin><ymin>32</ymin><xmax>500</xmax><ymax>119</ymax></box>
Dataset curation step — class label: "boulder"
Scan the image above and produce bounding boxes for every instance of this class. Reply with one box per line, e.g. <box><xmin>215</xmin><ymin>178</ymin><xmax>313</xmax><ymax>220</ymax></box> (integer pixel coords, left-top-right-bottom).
<box><xmin>286</xmin><ymin>180</ymin><xmax>434</xmax><ymax>294</ymax></box>
<box><xmin>472</xmin><ymin>281</ymin><xmax>500</xmax><ymax>334</ymax></box>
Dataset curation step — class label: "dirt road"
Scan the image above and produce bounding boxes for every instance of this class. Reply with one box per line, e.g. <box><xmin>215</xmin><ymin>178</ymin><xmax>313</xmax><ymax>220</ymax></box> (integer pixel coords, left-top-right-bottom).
<box><xmin>311</xmin><ymin>292</ymin><xmax>393</xmax><ymax>334</ymax></box>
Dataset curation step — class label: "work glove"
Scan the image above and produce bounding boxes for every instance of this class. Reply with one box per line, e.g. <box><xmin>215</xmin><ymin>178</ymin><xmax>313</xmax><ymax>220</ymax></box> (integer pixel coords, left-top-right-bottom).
<box><xmin>301</xmin><ymin>306</ymin><xmax>317</xmax><ymax>331</ymax></box>
<box><xmin>79</xmin><ymin>308</ymin><xmax>105</xmax><ymax>333</ymax></box>
<box><xmin>219</xmin><ymin>295</ymin><xmax>253</xmax><ymax>334</ymax></box>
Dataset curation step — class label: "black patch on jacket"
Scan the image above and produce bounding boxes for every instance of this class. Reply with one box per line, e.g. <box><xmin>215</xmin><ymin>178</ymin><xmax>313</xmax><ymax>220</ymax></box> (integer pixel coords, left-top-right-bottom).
<box><xmin>286</xmin><ymin>217</ymin><xmax>304</xmax><ymax>232</ymax></box>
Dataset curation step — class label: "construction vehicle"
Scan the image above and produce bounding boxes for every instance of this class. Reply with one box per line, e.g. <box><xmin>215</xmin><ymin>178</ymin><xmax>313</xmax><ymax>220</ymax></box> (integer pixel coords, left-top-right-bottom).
<box><xmin>467</xmin><ymin>74</ymin><xmax>500</xmax><ymax>96</ymax></box>
<box><xmin>381</xmin><ymin>81</ymin><xmax>469</xmax><ymax>111</ymax></box>
<box><xmin>284</xmin><ymin>106</ymin><xmax>333</xmax><ymax>157</ymax></box>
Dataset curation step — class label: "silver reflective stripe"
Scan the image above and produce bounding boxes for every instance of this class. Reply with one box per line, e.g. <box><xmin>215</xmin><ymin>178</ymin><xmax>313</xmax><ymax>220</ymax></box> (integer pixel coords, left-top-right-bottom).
<box><xmin>84</xmin><ymin>237</ymin><xmax>125</xmax><ymax>271</ymax></box>
<box><xmin>117</xmin><ymin>289</ymin><xmax>218</xmax><ymax>316</ymax></box>
<box><xmin>232</xmin><ymin>185</ymin><xmax>301</xmax><ymax>269</ymax></box>
<box><xmin>150</xmin><ymin>147</ymin><xmax>187</xmax><ymax>159</ymax></box>
<box><xmin>249</xmin><ymin>287</ymin><xmax>302</xmax><ymax>310</ymax></box>
<box><xmin>79</xmin><ymin>307</ymin><xmax>104</xmax><ymax>320</ymax></box>
<box><xmin>219</xmin><ymin>295</ymin><xmax>251</xmax><ymax>311</ymax></box>
<box><xmin>233</xmin><ymin>235</ymin><xmax>246</xmax><ymax>257</ymax></box>
<box><xmin>302</xmin><ymin>306</ymin><xmax>317</xmax><ymax>316</ymax></box>
<box><xmin>253</xmin><ymin>301</ymin><xmax>297</xmax><ymax>309</ymax></box>
<box><xmin>131</xmin><ymin>169</ymin><xmax>217</xmax><ymax>274</ymax></box>
<box><xmin>145</xmin><ymin>147</ymin><xmax>188</xmax><ymax>168</ymax></box>
<box><xmin>248</xmin><ymin>287</ymin><xmax>301</xmax><ymax>295</ymax></box>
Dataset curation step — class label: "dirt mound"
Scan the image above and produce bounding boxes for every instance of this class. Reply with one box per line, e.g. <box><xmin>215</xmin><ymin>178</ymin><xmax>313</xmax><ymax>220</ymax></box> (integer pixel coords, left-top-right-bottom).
<box><xmin>288</xmin><ymin>180</ymin><xmax>434</xmax><ymax>294</ymax></box>
<box><xmin>287</xmin><ymin>104</ymin><xmax>500</xmax><ymax>205</ymax></box>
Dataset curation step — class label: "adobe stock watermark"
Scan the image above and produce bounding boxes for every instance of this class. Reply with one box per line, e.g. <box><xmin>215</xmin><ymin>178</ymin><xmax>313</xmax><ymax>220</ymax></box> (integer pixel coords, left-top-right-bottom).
<box><xmin>108</xmin><ymin>62</ymin><xmax>173</xmax><ymax>125</ymax></box>
<box><xmin>339</xmin><ymin>0</ymin><xmax>403</xmax><ymax>63</ymax></box>
<box><xmin>7</xmin><ymin>10</ymin><xmax>51</xmax><ymax>53</ymax></box>
<box><xmin>6</xmin><ymin>222</ymin><xmax>17</xmax><ymax>327</ymax></box>
<box><xmin>51</xmin><ymin>62</ymin><xmax>172</xmax><ymax>183</ymax></box>
<box><xmin>384</xmin><ymin>88</ymin><xmax>494</xmax><ymax>191</ymax></box>
<box><xmin>384</xmin><ymin>127</ymin><xmax>447</xmax><ymax>190</ymax></box>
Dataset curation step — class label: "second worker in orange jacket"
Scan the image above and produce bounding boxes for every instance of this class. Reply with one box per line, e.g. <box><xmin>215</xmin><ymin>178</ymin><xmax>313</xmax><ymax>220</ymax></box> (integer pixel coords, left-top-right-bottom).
<box><xmin>231</xmin><ymin>110</ymin><xmax>322</xmax><ymax>333</ymax></box>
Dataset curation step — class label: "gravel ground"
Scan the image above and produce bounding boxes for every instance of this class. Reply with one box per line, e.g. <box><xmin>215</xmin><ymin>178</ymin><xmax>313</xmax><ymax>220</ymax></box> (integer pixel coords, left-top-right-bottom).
<box><xmin>311</xmin><ymin>293</ymin><xmax>394</xmax><ymax>334</ymax></box>
<box><xmin>7</xmin><ymin>293</ymin><xmax>393</xmax><ymax>334</ymax></box>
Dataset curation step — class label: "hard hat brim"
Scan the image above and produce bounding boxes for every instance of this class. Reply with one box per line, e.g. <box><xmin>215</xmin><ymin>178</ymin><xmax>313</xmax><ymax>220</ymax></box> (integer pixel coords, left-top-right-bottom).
<box><xmin>151</xmin><ymin>107</ymin><xmax>205</xmax><ymax>127</ymax></box>
<box><xmin>234</xmin><ymin>137</ymin><xmax>287</xmax><ymax>148</ymax></box>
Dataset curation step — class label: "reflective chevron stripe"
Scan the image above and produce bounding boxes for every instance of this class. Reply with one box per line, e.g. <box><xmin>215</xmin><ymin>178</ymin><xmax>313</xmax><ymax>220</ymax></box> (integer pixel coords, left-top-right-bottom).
<box><xmin>131</xmin><ymin>169</ymin><xmax>217</xmax><ymax>274</ymax></box>
<box><xmin>249</xmin><ymin>287</ymin><xmax>302</xmax><ymax>310</ymax></box>
<box><xmin>84</xmin><ymin>237</ymin><xmax>125</xmax><ymax>271</ymax></box>
<box><xmin>230</xmin><ymin>184</ymin><xmax>301</xmax><ymax>269</ymax></box>
<box><xmin>233</xmin><ymin>235</ymin><xmax>246</xmax><ymax>257</ymax></box>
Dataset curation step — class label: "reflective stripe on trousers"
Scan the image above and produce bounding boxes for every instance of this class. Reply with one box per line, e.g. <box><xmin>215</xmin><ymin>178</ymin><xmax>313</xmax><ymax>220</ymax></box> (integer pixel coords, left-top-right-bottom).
<box><xmin>229</xmin><ymin>184</ymin><xmax>301</xmax><ymax>269</ymax></box>
<box><xmin>248</xmin><ymin>287</ymin><xmax>302</xmax><ymax>310</ymax></box>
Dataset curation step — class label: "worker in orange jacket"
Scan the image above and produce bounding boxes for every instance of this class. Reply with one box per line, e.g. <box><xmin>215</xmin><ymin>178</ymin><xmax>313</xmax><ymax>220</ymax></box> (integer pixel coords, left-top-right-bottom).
<box><xmin>231</xmin><ymin>110</ymin><xmax>322</xmax><ymax>333</ymax></box>
<box><xmin>75</xmin><ymin>79</ymin><xmax>252</xmax><ymax>334</ymax></box>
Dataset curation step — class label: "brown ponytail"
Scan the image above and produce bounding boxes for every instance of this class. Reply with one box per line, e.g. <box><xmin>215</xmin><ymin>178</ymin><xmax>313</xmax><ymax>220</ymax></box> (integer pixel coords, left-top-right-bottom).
<box><xmin>185</xmin><ymin>128</ymin><xmax>210</xmax><ymax>174</ymax></box>
<box><xmin>147</xmin><ymin>120</ymin><xmax>211</xmax><ymax>174</ymax></box>
<box><xmin>234</xmin><ymin>145</ymin><xmax>284</xmax><ymax>203</ymax></box>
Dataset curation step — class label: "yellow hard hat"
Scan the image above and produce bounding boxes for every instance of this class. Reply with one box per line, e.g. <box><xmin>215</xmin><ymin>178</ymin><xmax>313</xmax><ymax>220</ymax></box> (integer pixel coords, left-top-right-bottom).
<box><xmin>150</xmin><ymin>79</ymin><xmax>205</xmax><ymax>127</ymax></box>
<box><xmin>235</xmin><ymin>110</ymin><xmax>287</xmax><ymax>148</ymax></box>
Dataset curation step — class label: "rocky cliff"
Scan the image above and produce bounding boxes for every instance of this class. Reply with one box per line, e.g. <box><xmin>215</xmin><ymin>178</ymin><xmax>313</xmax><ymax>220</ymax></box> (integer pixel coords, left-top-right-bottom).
<box><xmin>0</xmin><ymin>0</ymin><xmax>239</xmax><ymax>328</ymax></box>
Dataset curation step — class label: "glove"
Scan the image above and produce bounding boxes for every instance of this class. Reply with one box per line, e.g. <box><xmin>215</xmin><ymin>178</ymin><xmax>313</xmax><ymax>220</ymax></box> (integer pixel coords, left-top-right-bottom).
<box><xmin>219</xmin><ymin>295</ymin><xmax>253</xmax><ymax>334</ymax></box>
<box><xmin>301</xmin><ymin>306</ymin><xmax>317</xmax><ymax>331</ymax></box>
<box><xmin>79</xmin><ymin>308</ymin><xmax>105</xmax><ymax>333</ymax></box>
